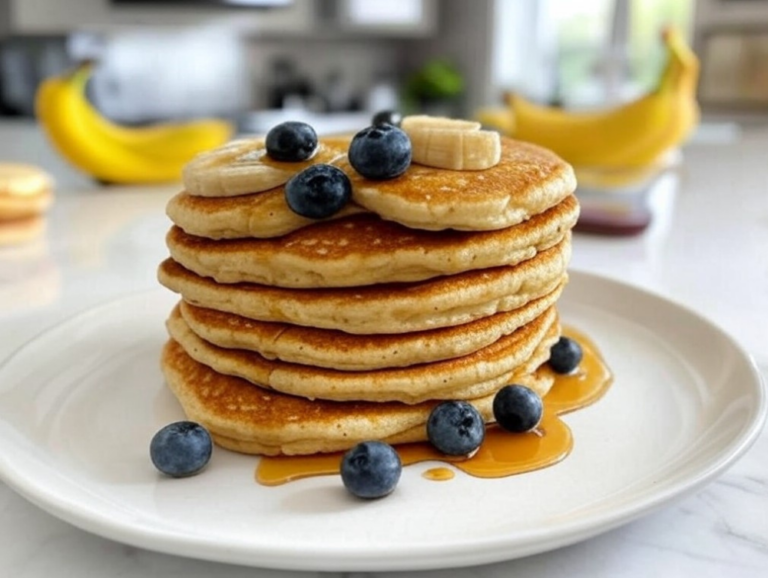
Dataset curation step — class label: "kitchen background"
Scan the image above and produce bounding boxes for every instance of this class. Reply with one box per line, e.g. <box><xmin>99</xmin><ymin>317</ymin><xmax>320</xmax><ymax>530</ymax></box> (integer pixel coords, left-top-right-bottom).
<box><xmin>3</xmin><ymin>0</ymin><xmax>767</xmax><ymax>133</ymax></box>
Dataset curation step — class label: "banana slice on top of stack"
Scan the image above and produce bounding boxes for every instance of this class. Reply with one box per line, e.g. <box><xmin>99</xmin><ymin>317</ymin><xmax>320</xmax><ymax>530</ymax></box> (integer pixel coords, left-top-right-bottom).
<box><xmin>402</xmin><ymin>115</ymin><xmax>501</xmax><ymax>171</ymax></box>
<box><xmin>182</xmin><ymin>138</ymin><xmax>348</xmax><ymax>197</ymax></box>
<box><xmin>158</xmin><ymin>115</ymin><xmax>579</xmax><ymax>456</ymax></box>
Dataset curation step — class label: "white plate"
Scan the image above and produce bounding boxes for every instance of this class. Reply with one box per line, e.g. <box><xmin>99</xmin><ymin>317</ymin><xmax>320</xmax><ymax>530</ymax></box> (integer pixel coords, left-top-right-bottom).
<box><xmin>0</xmin><ymin>271</ymin><xmax>764</xmax><ymax>572</ymax></box>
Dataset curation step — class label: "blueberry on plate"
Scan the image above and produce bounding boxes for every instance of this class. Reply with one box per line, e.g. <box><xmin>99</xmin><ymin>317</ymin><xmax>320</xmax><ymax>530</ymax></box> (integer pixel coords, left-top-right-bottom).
<box><xmin>265</xmin><ymin>121</ymin><xmax>318</xmax><ymax>162</ymax></box>
<box><xmin>340</xmin><ymin>441</ymin><xmax>402</xmax><ymax>499</ymax></box>
<box><xmin>348</xmin><ymin>124</ymin><xmax>411</xmax><ymax>180</ymax></box>
<box><xmin>427</xmin><ymin>401</ymin><xmax>485</xmax><ymax>456</ymax></box>
<box><xmin>371</xmin><ymin>109</ymin><xmax>403</xmax><ymax>127</ymax></box>
<box><xmin>548</xmin><ymin>336</ymin><xmax>583</xmax><ymax>374</ymax></box>
<box><xmin>492</xmin><ymin>385</ymin><xmax>543</xmax><ymax>433</ymax></box>
<box><xmin>285</xmin><ymin>164</ymin><xmax>352</xmax><ymax>219</ymax></box>
<box><xmin>150</xmin><ymin>421</ymin><xmax>212</xmax><ymax>478</ymax></box>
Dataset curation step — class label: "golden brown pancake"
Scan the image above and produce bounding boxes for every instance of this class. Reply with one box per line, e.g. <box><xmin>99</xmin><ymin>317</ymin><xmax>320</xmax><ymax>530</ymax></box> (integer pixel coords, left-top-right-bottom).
<box><xmin>178</xmin><ymin>281</ymin><xmax>564</xmax><ymax>370</ymax></box>
<box><xmin>161</xmin><ymin>338</ymin><xmax>555</xmax><ymax>455</ymax></box>
<box><xmin>0</xmin><ymin>163</ymin><xmax>53</xmax><ymax>196</ymax></box>
<box><xmin>166</xmin><ymin>188</ymin><xmax>367</xmax><ymax>240</ymax></box>
<box><xmin>167</xmin><ymin>305</ymin><xmax>557</xmax><ymax>403</ymax></box>
<box><xmin>0</xmin><ymin>189</ymin><xmax>53</xmax><ymax>220</ymax></box>
<box><xmin>165</xmin><ymin>195</ymin><xmax>579</xmax><ymax>287</ymax></box>
<box><xmin>0</xmin><ymin>164</ymin><xmax>54</xmax><ymax>221</ymax></box>
<box><xmin>337</xmin><ymin>137</ymin><xmax>576</xmax><ymax>231</ymax></box>
<box><xmin>0</xmin><ymin>215</ymin><xmax>46</xmax><ymax>246</ymax></box>
<box><xmin>157</xmin><ymin>237</ymin><xmax>570</xmax><ymax>334</ymax></box>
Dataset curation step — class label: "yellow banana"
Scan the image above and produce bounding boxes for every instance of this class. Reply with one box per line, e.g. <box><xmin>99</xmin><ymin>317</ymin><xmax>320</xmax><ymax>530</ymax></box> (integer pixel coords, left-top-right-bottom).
<box><xmin>506</xmin><ymin>27</ymin><xmax>699</xmax><ymax>169</ymax></box>
<box><xmin>475</xmin><ymin>107</ymin><xmax>515</xmax><ymax>135</ymax></box>
<box><xmin>36</xmin><ymin>65</ymin><xmax>234</xmax><ymax>184</ymax></box>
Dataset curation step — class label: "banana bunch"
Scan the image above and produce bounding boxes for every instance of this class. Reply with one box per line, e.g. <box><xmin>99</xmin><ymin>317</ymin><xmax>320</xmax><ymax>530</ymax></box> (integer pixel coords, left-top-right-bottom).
<box><xmin>36</xmin><ymin>64</ymin><xmax>234</xmax><ymax>184</ymax></box>
<box><xmin>478</xmin><ymin>27</ymin><xmax>699</xmax><ymax>171</ymax></box>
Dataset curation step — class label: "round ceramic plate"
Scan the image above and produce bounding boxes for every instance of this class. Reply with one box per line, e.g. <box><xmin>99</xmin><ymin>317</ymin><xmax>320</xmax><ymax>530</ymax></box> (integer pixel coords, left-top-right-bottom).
<box><xmin>0</xmin><ymin>271</ymin><xmax>764</xmax><ymax>572</ymax></box>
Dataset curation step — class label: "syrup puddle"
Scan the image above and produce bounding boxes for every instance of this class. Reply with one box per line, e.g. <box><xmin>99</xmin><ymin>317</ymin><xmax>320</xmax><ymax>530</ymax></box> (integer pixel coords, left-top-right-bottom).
<box><xmin>256</xmin><ymin>326</ymin><xmax>612</xmax><ymax>485</ymax></box>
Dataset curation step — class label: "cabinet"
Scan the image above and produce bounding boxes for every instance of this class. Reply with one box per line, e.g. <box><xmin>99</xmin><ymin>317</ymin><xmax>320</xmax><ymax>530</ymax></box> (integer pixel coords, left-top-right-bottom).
<box><xmin>2</xmin><ymin>0</ymin><xmax>437</xmax><ymax>37</ymax></box>
<box><xmin>2</xmin><ymin>0</ymin><xmax>314</xmax><ymax>35</ymax></box>
<box><xmin>331</xmin><ymin>0</ymin><xmax>437</xmax><ymax>37</ymax></box>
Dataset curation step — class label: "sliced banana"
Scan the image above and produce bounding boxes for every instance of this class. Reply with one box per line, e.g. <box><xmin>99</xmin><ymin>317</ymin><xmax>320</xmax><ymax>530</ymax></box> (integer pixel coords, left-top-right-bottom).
<box><xmin>403</xmin><ymin>116</ymin><xmax>501</xmax><ymax>171</ymax></box>
<box><xmin>401</xmin><ymin>115</ymin><xmax>481</xmax><ymax>132</ymax></box>
<box><xmin>182</xmin><ymin>138</ymin><xmax>347</xmax><ymax>197</ymax></box>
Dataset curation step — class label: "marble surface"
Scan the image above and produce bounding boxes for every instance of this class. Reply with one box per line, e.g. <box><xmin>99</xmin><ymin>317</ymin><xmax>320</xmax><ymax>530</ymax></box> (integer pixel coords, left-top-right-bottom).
<box><xmin>0</xmin><ymin>121</ymin><xmax>766</xmax><ymax>577</ymax></box>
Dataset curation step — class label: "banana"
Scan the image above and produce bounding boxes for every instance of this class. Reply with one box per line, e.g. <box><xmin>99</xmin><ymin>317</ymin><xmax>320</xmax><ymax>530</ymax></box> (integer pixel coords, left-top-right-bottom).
<box><xmin>402</xmin><ymin>115</ymin><xmax>501</xmax><ymax>170</ymax></box>
<box><xmin>505</xmin><ymin>27</ymin><xmax>699</xmax><ymax>168</ymax></box>
<box><xmin>401</xmin><ymin>115</ymin><xmax>482</xmax><ymax>132</ymax></box>
<box><xmin>35</xmin><ymin>65</ymin><xmax>234</xmax><ymax>184</ymax></box>
<box><xmin>182</xmin><ymin>138</ymin><xmax>349</xmax><ymax>197</ymax></box>
<box><xmin>475</xmin><ymin>107</ymin><xmax>515</xmax><ymax>134</ymax></box>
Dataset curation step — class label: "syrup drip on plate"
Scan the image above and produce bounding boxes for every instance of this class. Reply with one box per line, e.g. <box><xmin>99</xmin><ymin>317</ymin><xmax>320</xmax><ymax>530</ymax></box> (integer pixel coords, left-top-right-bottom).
<box><xmin>256</xmin><ymin>326</ymin><xmax>612</xmax><ymax>485</ymax></box>
<box><xmin>422</xmin><ymin>467</ymin><xmax>455</xmax><ymax>481</ymax></box>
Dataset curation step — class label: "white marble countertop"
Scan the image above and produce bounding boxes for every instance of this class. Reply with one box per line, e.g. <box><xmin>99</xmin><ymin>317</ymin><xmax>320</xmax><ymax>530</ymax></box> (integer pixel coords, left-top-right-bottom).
<box><xmin>0</xmin><ymin>120</ymin><xmax>766</xmax><ymax>577</ymax></box>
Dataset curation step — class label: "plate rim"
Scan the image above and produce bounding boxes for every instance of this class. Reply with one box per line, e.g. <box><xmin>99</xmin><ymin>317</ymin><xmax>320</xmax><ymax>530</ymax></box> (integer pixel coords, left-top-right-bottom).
<box><xmin>0</xmin><ymin>270</ymin><xmax>765</xmax><ymax>571</ymax></box>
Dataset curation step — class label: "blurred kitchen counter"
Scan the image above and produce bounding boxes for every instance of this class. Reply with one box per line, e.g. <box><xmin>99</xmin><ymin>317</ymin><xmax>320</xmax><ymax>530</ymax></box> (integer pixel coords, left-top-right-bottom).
<box><xmin>0</xmin><ymin>118</ymin><xmax>766</xmax><ymax>578</ymax></box>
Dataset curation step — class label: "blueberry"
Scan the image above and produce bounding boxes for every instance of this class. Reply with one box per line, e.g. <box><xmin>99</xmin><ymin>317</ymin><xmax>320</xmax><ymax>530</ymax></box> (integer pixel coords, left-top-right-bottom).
<box><xmin>371</xmin><ymin>109</ymin><xmax>402</xmax><ymax>127</ymax></box>
<box><xmin>266</xmin><ymin>121</ymin><xmax>318</xmax><ymax>162</ymax></box>
<box><xmin>150</xmin><ymin>421</ymin><xmax>212</xmax><ymax>478</ymax></box>
<box><xmin>493</xmin><ymin>385</ymin><xmax>543</xmax><ymax>433</ymax></box>
<box><xmin>285</xmin><ymin>164</ymin><xmax>352</xmax><ymax>219</ymax></box>
<box><xmin>548</xmin><ymin>336</ymin><xmax>583</xmax><ymax>374</ymax></box>
<box><xmin>340</xmin><ymin>441</ymin><xmax>402</xmax><ymax>499</ymax></box>
<box><xmin>348</xmin><ymin>124</ymin><xmax>411</xmax><ymax>180</ymax></box>
<box><xmin>427</xmin><ymin>401</ymin><xmax>485</xmax><ymax>456</ymax></box>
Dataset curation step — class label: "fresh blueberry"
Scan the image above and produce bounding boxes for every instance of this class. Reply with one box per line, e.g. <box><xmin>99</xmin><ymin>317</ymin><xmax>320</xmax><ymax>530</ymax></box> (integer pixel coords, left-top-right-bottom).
<box><xmin>371</xmin><ymin>109</ymin><xmax>403</xmax><ymax>127</ymax></box>
<box><xmin>548</xmin><ymin>336</ymin><xmax>583</xmax><ymax>374</ymax></box>
<box><xmin>150</xmin><ymin>421</ymin><xmax>212</xmax><ymax>478</ymax></box>
<box><xmin>340</xmin><ymin>441</ymin><xmax>402</xmax><ymax>499</ymax></box>
<box><xmin>493</xmin><ymin>385</ymin><xmax>543</xmax><ymax>433</ymax></box>
<box><xmin>348</xmin><ymin>124</ymin><xmax>411</xmax><ymax>180</ymax></box>
<box><xmin>427</xmin><ymin>401</ymin><xmax>485</xmax><ymax>456</ymax></box>
<box><xmin>284</xmin><ymin>164</ymin><xmax>352</xmax><ymax>219</ymax></box>
<box><xmin>266</xmin><ymin>121</ymin><xmax>318</xmax><ymax>162</ymax></box>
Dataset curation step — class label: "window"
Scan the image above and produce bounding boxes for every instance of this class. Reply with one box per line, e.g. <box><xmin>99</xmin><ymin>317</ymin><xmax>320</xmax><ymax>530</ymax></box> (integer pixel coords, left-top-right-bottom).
<box><xmin>549</xmin><ymin>0</ymin><xmax>693</xmax><ymax>106</ymax></box>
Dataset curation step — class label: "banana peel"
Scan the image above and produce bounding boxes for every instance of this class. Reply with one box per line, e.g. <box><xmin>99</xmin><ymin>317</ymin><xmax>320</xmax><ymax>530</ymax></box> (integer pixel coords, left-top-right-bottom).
<box><xmin>478</xmin><ymin>27</ymin><xmax>699</xmax><ymax>181</ymax></box>
<box><xmin>36</xmin><ymin>64</ymin><xmax>234</xmax><ymax>184</ymax></box>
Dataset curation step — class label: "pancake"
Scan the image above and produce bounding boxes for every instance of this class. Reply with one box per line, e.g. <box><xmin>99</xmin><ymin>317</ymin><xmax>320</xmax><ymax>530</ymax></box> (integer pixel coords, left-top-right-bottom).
<box><xmin>0</xmin><ymin>163</ymin><xmax>53</xmax><ymax>196</ymax></box>
<box><xmin>166</xmin><ymin>195</ymin><xmax>579</xmax><ymax>288</ymax></box>
<box><xmin>157</xmin><ymin>236</ymin><xmax>570</xmax><ymax>334</ymax></box>
<box><xmin>178</xmin><ymin>281</ymin><xmax>564</xmax><ymax>370</ymax></box>
<box><xmin>336</xmin><ymin>137</ymin><xmax>576</xmax><ymax>232</ymax></box>
<box><xmin>161</xmin><ymin>339</ymin><xmax>555</xmax><ymax>455</ymax></box>
<box><xmin>182</xmin><ymin>138</ymin><xmax>349</xmax><ymax>197</ymax></box>
<box><xmin>166</xmin><ymin>188</ymin><xmax>367</xmax><ymax>240</ymax></box>
<box><xmin>0</xmin><ymin>188</ymin><xmax>53</xmax><ymax>220</ymax></box>
<box><xmin>167</xmin><ymin>305</ymin><xmax>557</xmax><ymax>403</ymax></box>
<box><xmin>0</xmin><ymin>215</ymin><xmax>46</xmax><ymax>246</ymax></box>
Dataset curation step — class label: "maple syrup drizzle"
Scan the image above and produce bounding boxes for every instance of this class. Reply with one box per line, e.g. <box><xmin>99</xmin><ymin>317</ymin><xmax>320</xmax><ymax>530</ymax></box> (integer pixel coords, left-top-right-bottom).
<box><xmin>256</xmin><ymin>326</ymin><xmax>612</xmax><ymax>486</ymax></box>
<box><xmin>422</xmin><ymin>467</ymin><xmax>455</xmax><ymax>481</ymax></box>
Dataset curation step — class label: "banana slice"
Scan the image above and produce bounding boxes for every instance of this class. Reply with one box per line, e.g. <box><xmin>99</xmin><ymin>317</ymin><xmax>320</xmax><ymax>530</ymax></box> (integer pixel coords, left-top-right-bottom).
<box><xmin>182</xmin><ymin>138</ymin><xmax>347</xmax><ymax>197</ymax></box>
<box><xmin>403</xmin><ymin>116</ymin><xmax>501</xmax><ymax>171</ymax></box>
<box><xmin>401</xmin><ymin>115</ymin><xmax>481</xmax><ymax>132</ymax></box>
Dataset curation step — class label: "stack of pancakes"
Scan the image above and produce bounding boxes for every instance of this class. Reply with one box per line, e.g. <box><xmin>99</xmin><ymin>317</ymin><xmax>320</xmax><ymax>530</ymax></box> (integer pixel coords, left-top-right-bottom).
<box><xmin>0</xmin><ymin>164</ymin><xmax>53</xmax><ymax>246</ymax></box>
<box><xmin>158</xmin><ymin>133</ymin><xmax>578</xmax><ymax>456</ymax></box>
